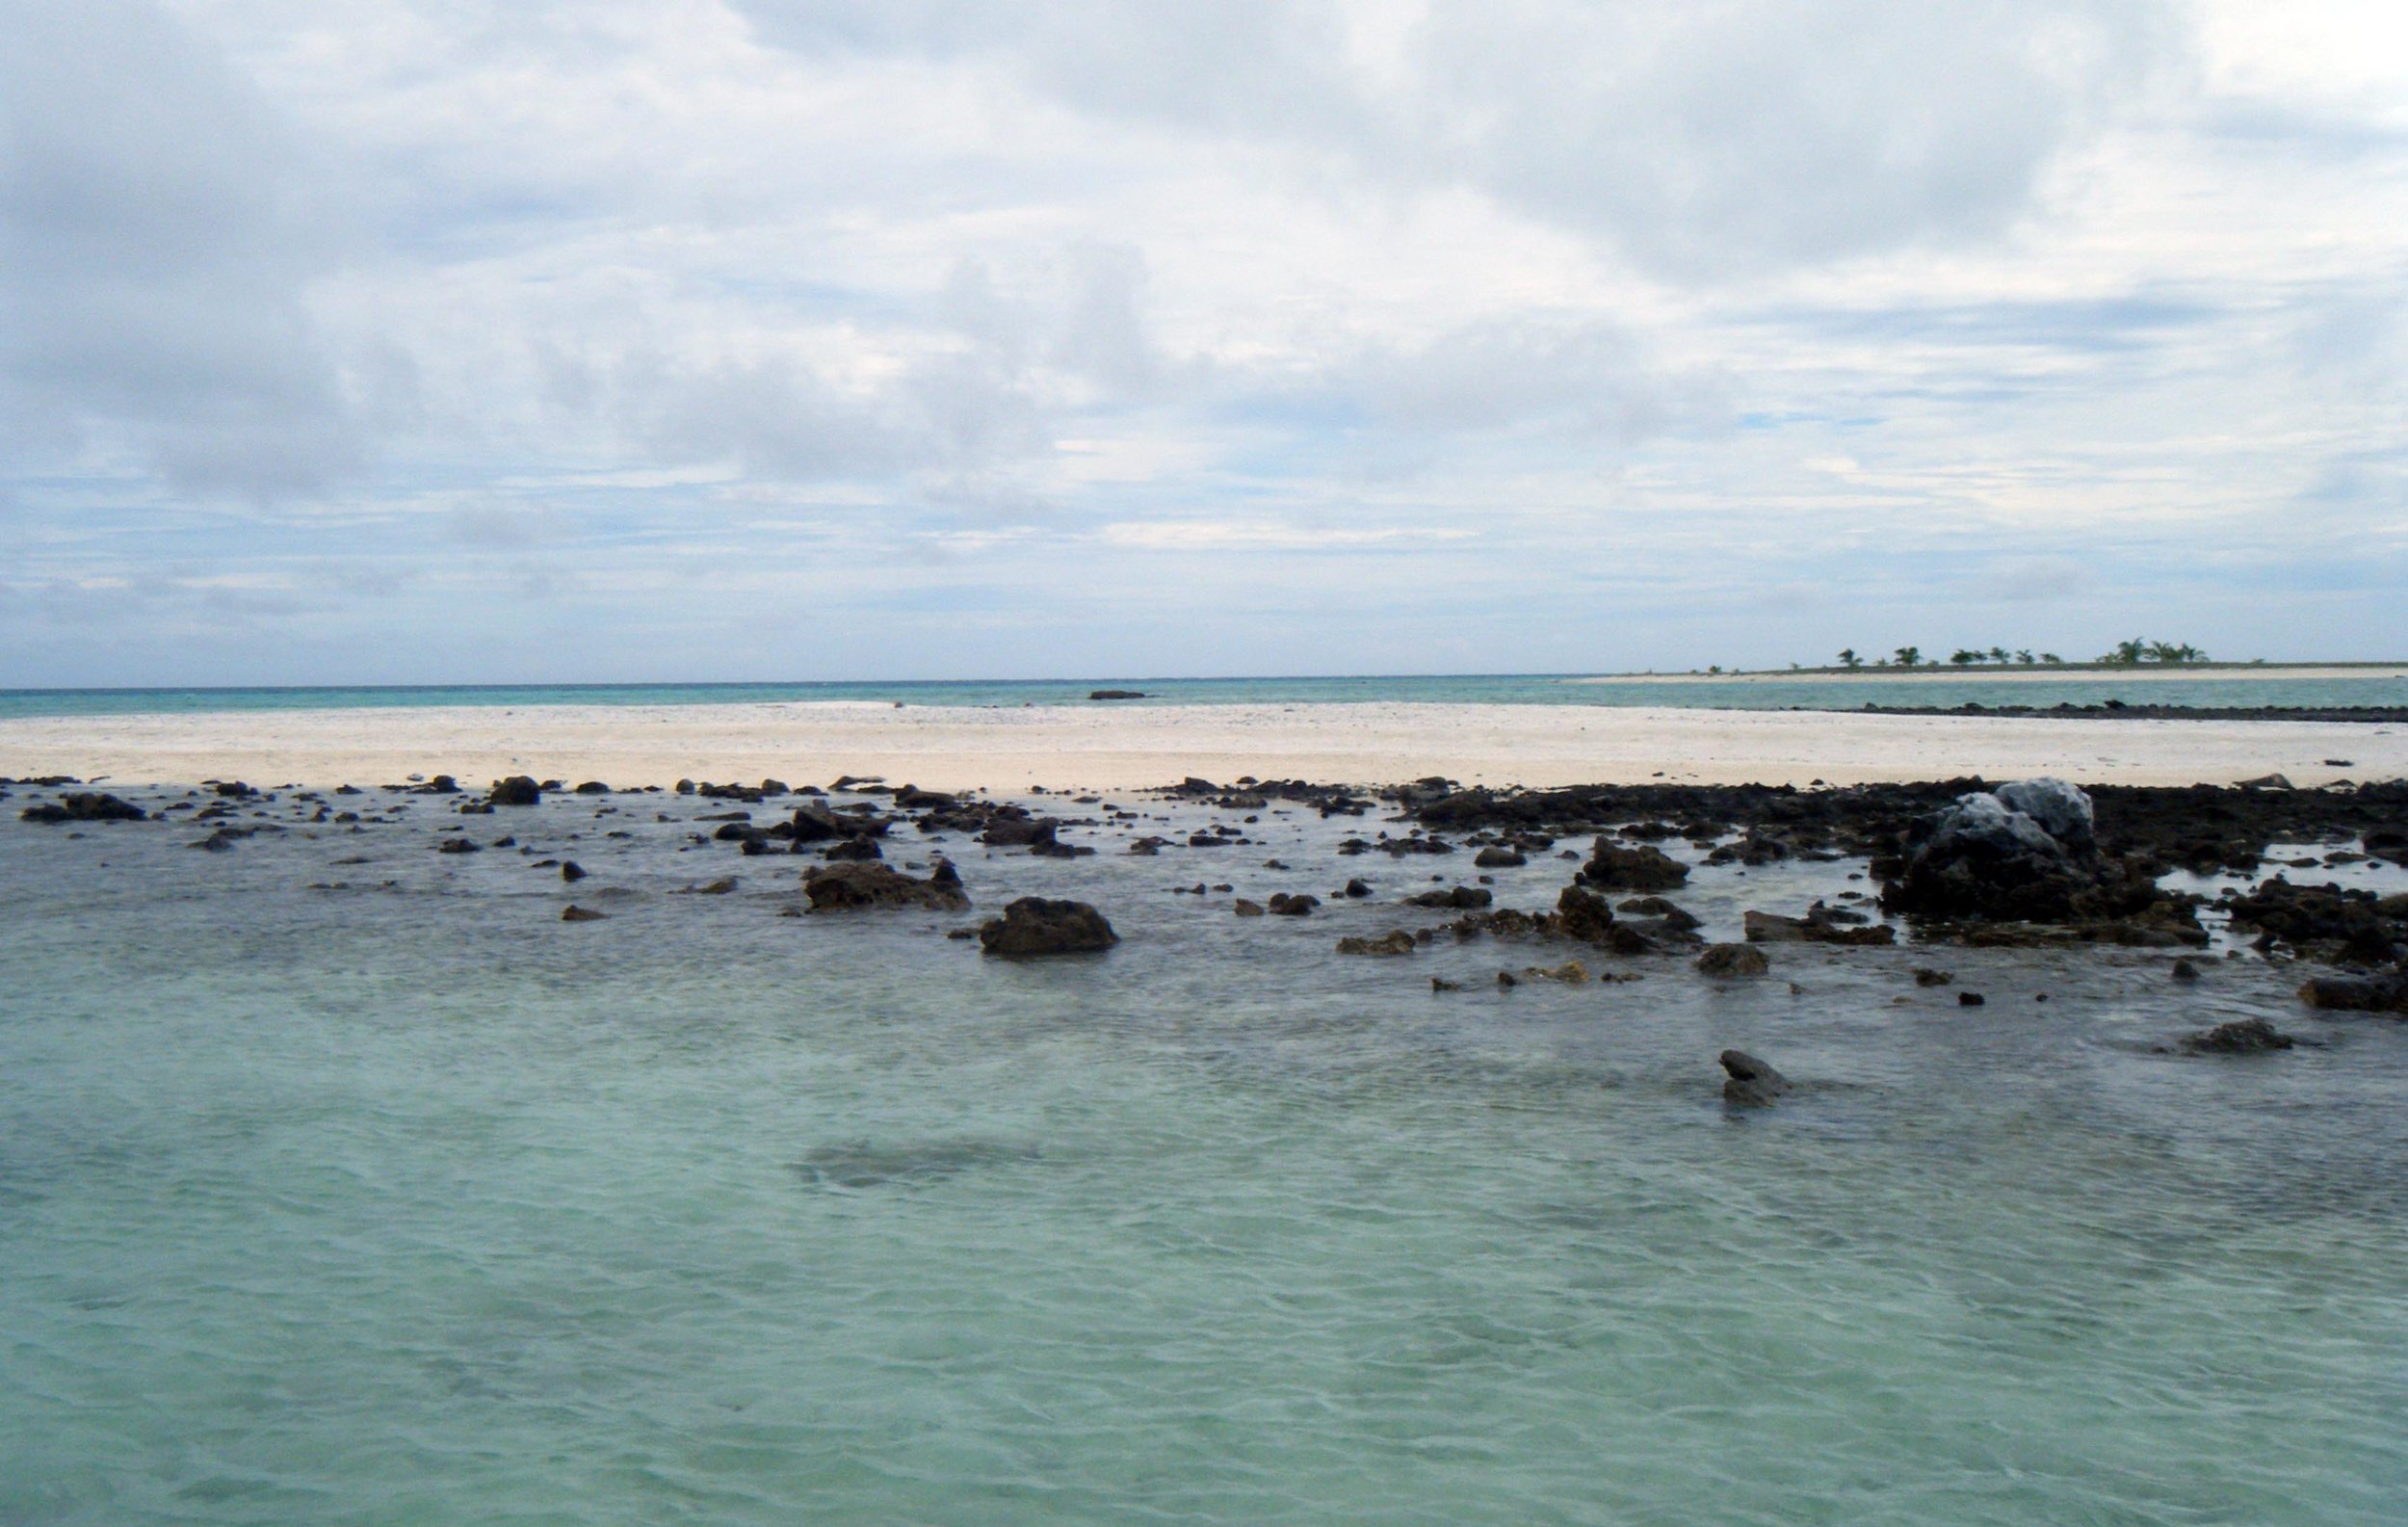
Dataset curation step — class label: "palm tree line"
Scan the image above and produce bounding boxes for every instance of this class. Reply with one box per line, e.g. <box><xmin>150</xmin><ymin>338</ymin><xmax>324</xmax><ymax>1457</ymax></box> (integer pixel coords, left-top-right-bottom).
<box><xmin>1828</xmin><ymin>640</ymin><xmax>2208</xmax><ymax>670</ymax></box>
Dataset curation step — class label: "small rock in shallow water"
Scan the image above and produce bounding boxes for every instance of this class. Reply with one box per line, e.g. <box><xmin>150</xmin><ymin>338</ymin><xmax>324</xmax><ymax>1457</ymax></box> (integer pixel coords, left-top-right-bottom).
<box><xmin>1697</xmin><ymin>943</ymin><xmax>1769</xmax><ymax>977</ymax></box>
<box><xmin>561</xmin><ymin>860</ymin><xmax>587</xmax><ymax>882</ymax></box>
<box><xmin>1958</xmin><ymin>991</ymin><xmax>1986</xmax><ymax>1006</ymax></box>
<box><xmin>2177</xmin><ymin>1017</ymin><xmax>2294</xmax><ymax>1054</ymax></box>
<box><xmin>1336</xmin><ymin>930</ymin><xmax>1417</xmax><ymax>957</ymax></box>
<box><xmin>489</xmin><ymin>776</ymin><xmax>541</xmax><ymax>806</ymax></box>
<box><xmin>561</xmin><ymin>905</ymin><xmax>606</xmax><ymax>922</ymax></box>
<box><xmin>1914</xmin><ymin>967</ymin><xmax>1955</xmax><ymax>987</ymax></box>
<box><xmin>2171</xmin><ymin>958</ymin><xmax>2201</xmax><ymax>981</ymax></box>
<box><xmin>978</xmin><ymin>898</ymin><xmax>1118</xmax><ymax>958</ymax></box>
<box><xmin>1233</xmin><ymin>899</ymin><xmax>1265</xmax><ymax>917</ymax></box>
<box><xmin>1720</xmin><ymin>1050</ymin><xmax>1789</xmax><ymax>1107</ymax></box>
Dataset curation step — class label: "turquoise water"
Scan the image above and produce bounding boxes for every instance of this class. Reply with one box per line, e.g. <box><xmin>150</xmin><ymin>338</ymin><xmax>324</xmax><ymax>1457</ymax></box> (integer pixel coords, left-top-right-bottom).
<box><xmin>4</xmin><ymin>670</ymin><xmax>2406</xmax><ymax>720</ymax></box>
<box><xmin>6</xmin><ymin>787</ymin><xmax>2407</xmax><ymax>1522</ymax></box>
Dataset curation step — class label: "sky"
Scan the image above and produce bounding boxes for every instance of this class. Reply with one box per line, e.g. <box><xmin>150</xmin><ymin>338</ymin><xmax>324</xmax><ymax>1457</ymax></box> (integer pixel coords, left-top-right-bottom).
<box><xmin>2</xmin><ymin>0</ymin><xmax>2406</xmax><ymax>685</ymax></box>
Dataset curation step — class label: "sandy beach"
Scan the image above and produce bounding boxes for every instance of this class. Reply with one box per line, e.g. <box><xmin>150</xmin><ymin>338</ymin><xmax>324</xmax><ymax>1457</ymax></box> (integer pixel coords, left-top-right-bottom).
<box><xmin>4</xmin><ymin>700</ymin><xmax>2400</xmax><ymax>792</ymax></box>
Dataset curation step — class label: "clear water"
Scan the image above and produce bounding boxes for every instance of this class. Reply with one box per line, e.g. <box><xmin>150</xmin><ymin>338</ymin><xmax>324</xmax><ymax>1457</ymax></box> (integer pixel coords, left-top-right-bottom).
<box><xmin>6</xmin><ymin>787</ymin><xmax>2407</xmax><ymax>1524</ymax></box>
<box><xmin>4</xmin><ymin>670</ymin><xmax>2406</xmax><ymax>720</ymax></box>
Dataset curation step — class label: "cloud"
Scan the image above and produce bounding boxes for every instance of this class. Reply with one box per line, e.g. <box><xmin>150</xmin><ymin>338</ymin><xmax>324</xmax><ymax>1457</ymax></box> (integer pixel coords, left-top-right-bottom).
<box><xmin>0</xmin><ymin>0</ymin><xmax>356</xmax><ymax>498</ymax></box>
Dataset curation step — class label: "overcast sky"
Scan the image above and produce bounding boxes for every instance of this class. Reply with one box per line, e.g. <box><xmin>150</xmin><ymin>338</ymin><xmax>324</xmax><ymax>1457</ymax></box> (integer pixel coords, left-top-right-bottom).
<box><xmin>3</xmin><ymin>0</ymin><xmax>2405</xmax><ymax>685</ymax></box>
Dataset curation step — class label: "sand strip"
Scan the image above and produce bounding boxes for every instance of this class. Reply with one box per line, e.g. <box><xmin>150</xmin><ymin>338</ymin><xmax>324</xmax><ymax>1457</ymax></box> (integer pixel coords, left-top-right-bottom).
<box><xmin>4</xmin><ymin>701</ymin><xmax>2401</xmax><ymax>793</ymax></box>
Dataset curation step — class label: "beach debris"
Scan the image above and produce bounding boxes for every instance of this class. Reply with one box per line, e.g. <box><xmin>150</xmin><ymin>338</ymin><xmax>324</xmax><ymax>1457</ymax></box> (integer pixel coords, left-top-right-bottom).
<box><xmin>488</xmin><ymin>775</ymin><xmax>541</xmax><ymax>806</ymax></box>
<box><xmin>1720</xmin><ymin>1050</ymin><xmax>1790</xmax><ymax>1107</ymax></box>
<box><xmin>1336</xmin><ymin>930</ymin><xmax>1417</xmax><ymax>957</ymax></box>
<box><xmin>802</xmin><ymin>862</ymin><xmax>970</xmax><ymax>913</ymax></box>
<box><xmin>978</xmin><ymin>897</ymin><xmax>1118</xmax><ymax>957</ymax></box>
<box><xmin>1696</xmin><ymin>943</ymin><xmax>1769</xmax><ymax>977</ymax></box>
<box><xmin>19</xmin><ymin>792</ymin><xmax>146</xmax><ymax>824</ymax></box>
<box><xmin>561</xmin><ymin>905</ymin><xmax>607</xmax><ymax>922</ymax></box>
<box><xmin>2177</xmin><ymin>1017</ymin><xmax>2296</xmax><ymax>1054</ymax></box>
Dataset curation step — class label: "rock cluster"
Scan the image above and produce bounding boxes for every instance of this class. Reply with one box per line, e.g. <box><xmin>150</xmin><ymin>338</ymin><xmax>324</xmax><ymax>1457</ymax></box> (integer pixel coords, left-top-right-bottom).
<box><xmin>978</xmin><ymin>897</ymin><xmax>1118</xmax><ymax>957</ymax></box>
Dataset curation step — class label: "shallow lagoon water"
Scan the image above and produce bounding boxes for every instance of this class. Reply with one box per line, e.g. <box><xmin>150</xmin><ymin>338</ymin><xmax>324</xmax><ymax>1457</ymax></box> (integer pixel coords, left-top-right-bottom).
<box><xmin>5</xmin><ymin>787</ymin><xmax>2407</xmax><ymax>1524</ymax></box>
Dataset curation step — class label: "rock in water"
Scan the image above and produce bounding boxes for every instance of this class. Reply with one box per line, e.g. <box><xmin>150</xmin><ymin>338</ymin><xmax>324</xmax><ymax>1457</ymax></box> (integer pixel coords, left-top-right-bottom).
<box><xmin>1336</xmin><ymin>930</ymin><xmax>1417</xmax><ymax>957</ymax></box>
<box><xmin>1697</xmin><ymin>943</ymin><xmax>1769</xmax><ymax>977</ymax></box>
<box><xmin>1720</xmin><ymin>1049</ymin><xmax>1790</xmax><ymax>1106</ymax></box>
<box><xmin>561</xmin><ymin>905</ymin><xmax>607</xmax><ymax>922</ymax></box>
<box><xmin>489</xmin><ymin>776</ymin><xmax>541</xmax><ymax>806</ymax></box>
<box><xmin>1880</xmin><ymin>777</ymin><xmax>2151</xmax><ymax>923</ymax></box>
<box><xmin>978</xmin><ymin>898</ymin><xmax>1118</xmax><ymax>957</ymax></box>
<box><xmin>19</xmin><ymin>792</ymin><xmax>146</xmax><ymax>824</ymax></box>
<box><xmin>2297</xmin><ymin>966</ymin><xmax>2408</xmax><ymax>1014</ymax></box>
<box><xmin>2178</xmin><ymin>1017</ymin><xmax>2295</xmax><ymax>1054</ymax></box>
<box><xmin>1579</xmin><ymin>841</ymin><xmax>1689</xmax><ymax>891</ymax></box>
<box><xmin>800</xmin><ymin>862</ymin><xmax>971</xmax><ymax>912</ymax></box>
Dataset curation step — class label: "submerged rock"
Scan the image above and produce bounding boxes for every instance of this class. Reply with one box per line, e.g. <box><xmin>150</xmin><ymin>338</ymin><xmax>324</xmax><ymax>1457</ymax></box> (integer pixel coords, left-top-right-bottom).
<box><xmin>2177</xmin><ymin>1017</ymin><xmax>2295</xmax><ymax>1054</ymax></box>
<box><xmin>2298</xmin><ymin>965</ymin><xmax>2408</xmax><ymax>1014</ymax></box>
<box><xmin>1336</xmin><ymin>930</ymin><xmax>1417</xmax><ymax>957</ymax></box>
<box><xmin>1720</xmin><ymin>1050</ymin><xmax>1790</xmax><ymax>1107</ymax></box>
<box><xmin>1697</xmin><ymin>943</ymin><xmax>1769</xmax><ymax>977</ymax></box>
<box><xmin>978</xmin><ymin>897</ymin><xmax>1118</xmax><ymax>957</ymax></box>
<box><xmin>561</xmin><ymin>905</ymin><xmax>607</xmax><ymax>922</ymax></box>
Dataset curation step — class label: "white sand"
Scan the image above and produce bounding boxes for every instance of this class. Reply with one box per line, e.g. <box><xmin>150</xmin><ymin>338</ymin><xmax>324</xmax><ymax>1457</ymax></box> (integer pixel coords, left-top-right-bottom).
<box><xmin>3</xmin><ymin>700</ymin><xmax>2400</xmax><ymax>793</ymax></box>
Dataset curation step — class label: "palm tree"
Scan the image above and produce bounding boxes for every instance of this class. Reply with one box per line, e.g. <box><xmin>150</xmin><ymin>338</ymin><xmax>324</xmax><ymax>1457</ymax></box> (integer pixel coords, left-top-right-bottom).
<box><xmin>2040</xmin><ymin>652</ymin><xmax>2063</xmax><ymax>665</ymax></box>
<box><xmin>1894</xmin><ymin>645</ymin><xmax>1922</xmax><ymax>668</ymax></box>
<box><xmin>1949</xmin><ymin>648</ymin><xmax>1981</xmax><ymax>666</ymax></box>
<box><xmin>2102</xmin><ymin>638</ymin><xmax>2147</xmax><ymax>666</ymax></box>
<box><xmin>1837</xmin><ymin>647</ymin><xmax>1861</xmax><ymax>669</ymax></box>
<box><xmin>2015</xmin><ymin>649</ymin><xmax>2034</xmax><ymax>664</ymax></box>
<box><xmin>1987</xmin><ymin>646</ymin><xmax>2009</xmax><ymax>663</ymax></box>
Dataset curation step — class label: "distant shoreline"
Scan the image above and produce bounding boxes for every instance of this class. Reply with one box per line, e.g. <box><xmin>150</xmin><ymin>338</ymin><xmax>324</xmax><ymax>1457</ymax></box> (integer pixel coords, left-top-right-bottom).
<box><xmin>1570</xmin><ymin>664</ymin><xmax>2408</xmax><ymax>685</ymax></box>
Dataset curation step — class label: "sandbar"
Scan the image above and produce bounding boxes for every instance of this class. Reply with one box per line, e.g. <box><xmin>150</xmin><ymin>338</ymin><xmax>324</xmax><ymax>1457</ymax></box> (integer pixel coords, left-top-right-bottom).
<box><xmin>3</xmin><ymin>700</ymin><xmax>2401</xmax><ymax>793</ymax></box>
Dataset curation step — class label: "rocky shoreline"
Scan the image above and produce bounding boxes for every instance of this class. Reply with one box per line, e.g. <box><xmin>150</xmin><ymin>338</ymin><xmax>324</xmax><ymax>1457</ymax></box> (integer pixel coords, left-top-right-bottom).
<box><xmin>11</xmin><ymin>767</ymin><xmax>2408</xmax><ymax>1099</ymax></box>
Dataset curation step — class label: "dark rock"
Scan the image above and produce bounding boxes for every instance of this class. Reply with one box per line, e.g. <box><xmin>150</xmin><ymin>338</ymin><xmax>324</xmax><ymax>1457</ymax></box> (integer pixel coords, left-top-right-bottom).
<box><xmin>800</xmin><ymin>862</ymin><xmax>970</xmax><ymax>912</ymax></box>
<box><xmin>1957</xmin><ymin>991</ymin><xmax>1986</xmax><ymax>1006</ymax></box>
<box><xmin>1579</xmin><ymin>841</ymin><xmax>1688</xmax><ymax>891</ymax></box>
<box><xmin>1720</xmin><ymin>1050</ymin><xmax>1789</xmax><ymax>1107</ymax></box>
<box><xmin>2298</xmin><ymin>966</ymin><xmax>2408</xmax><ymax>1014</ymax></box>
<box><xmin>1268</xmin><ymin>892</ymin><xmax>1320</xmax><ymax>916</ymax></box>
<box><xmin>20</xmin><ymin>792</ymin><xmax>146</xmax><ymax>824</ymax></box>
<box><xmin>2178</xmin><ymin>1017</ymin><xmax>2294</xmax><ymax>1053</ymax></box>
<box><xmin>1404</xmin><ymin>885</ymin><xmax>1491</xmax><ymax>909</ymax></box>
<box><xmin>2171</xmin><ymin>958</ymin><xmax>2201</xmax><ymax>981</ymax></box>
<box><xmin>1697</xmin><ymin>943</ymin><xmax>1769</xmax><ymax>977</ymax></box>
<box><xmin>1913</xmin><ymin>967</ymin><xmax>1954</xmax><ymax>987</ymax></box>
<box><xmin>489</xmin><ymin>776</ymin><xmax>541</xmax><ymax>806</ymax></box>
<box><xmin>978</xmin><ymin>897</ymin><xmax>1118</xmax><ymax>957</ymax></box>
<box><xmin>573</xmin><ymin>781</ymin><xmax>611</xmax><ymax>795</ymax></box>
<box><xmin>1336</xmin><ymin>930</ymin><xmax>1417</xmax><ymax>957</ymax></box>
<box><xmin>436</xmin><ymin>837</ymin><xmax>482</xmax><ymax>855</ymax></box>
<box><xmin>1552</xmin><ymin>884</ymin><xmax>1619</xmax><ymax>944</ymax></box>
<box><xmin>1879</xmin><ymin>778</ymin><xmax>2158</xmax><ymax>924</ymax></box>
<box><xmin>1234</xmin><ymin>899</ymin><xmax>1266</xmax><ymax>916</ymax></box>
<box><xmin>1473</xmin><ymin>846</ymin><xmax>1527</xmax><ymax>868</ymax></box>
<box><xmin>1088</xmin><ymin>689</ymin><xmax>1146</xmax><ymax>700</ymax></box>
<box><xmin>1343</xmin><ymin>878</ymin><xmax>1374</xmax><ymax>898</ymax></box>
<box><xmin>561</xmin><ymin>860</ymin><xmax>587</xmax><ymax>882</ymax></box>
<box><xmin>561</xmin><ymin>905</ymin><xmax>606</xmax><ymax>922</ymax></box>
<box><xmin>824</xmin><ymin>836</ymin><xmax>883</xmax><ymax>861</ymax></box>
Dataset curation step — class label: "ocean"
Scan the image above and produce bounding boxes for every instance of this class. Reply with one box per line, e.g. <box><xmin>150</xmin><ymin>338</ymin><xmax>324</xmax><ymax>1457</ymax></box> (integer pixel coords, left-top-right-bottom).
<box><xmin>4</xmin><ymin>779</ymin><xmax>2405</xmax><ymax>1522</ymax></box>
<box><xmin>5</xmin><ymin>669</ymin><xmax>2407</xmax><ymax>721</ymax></box>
